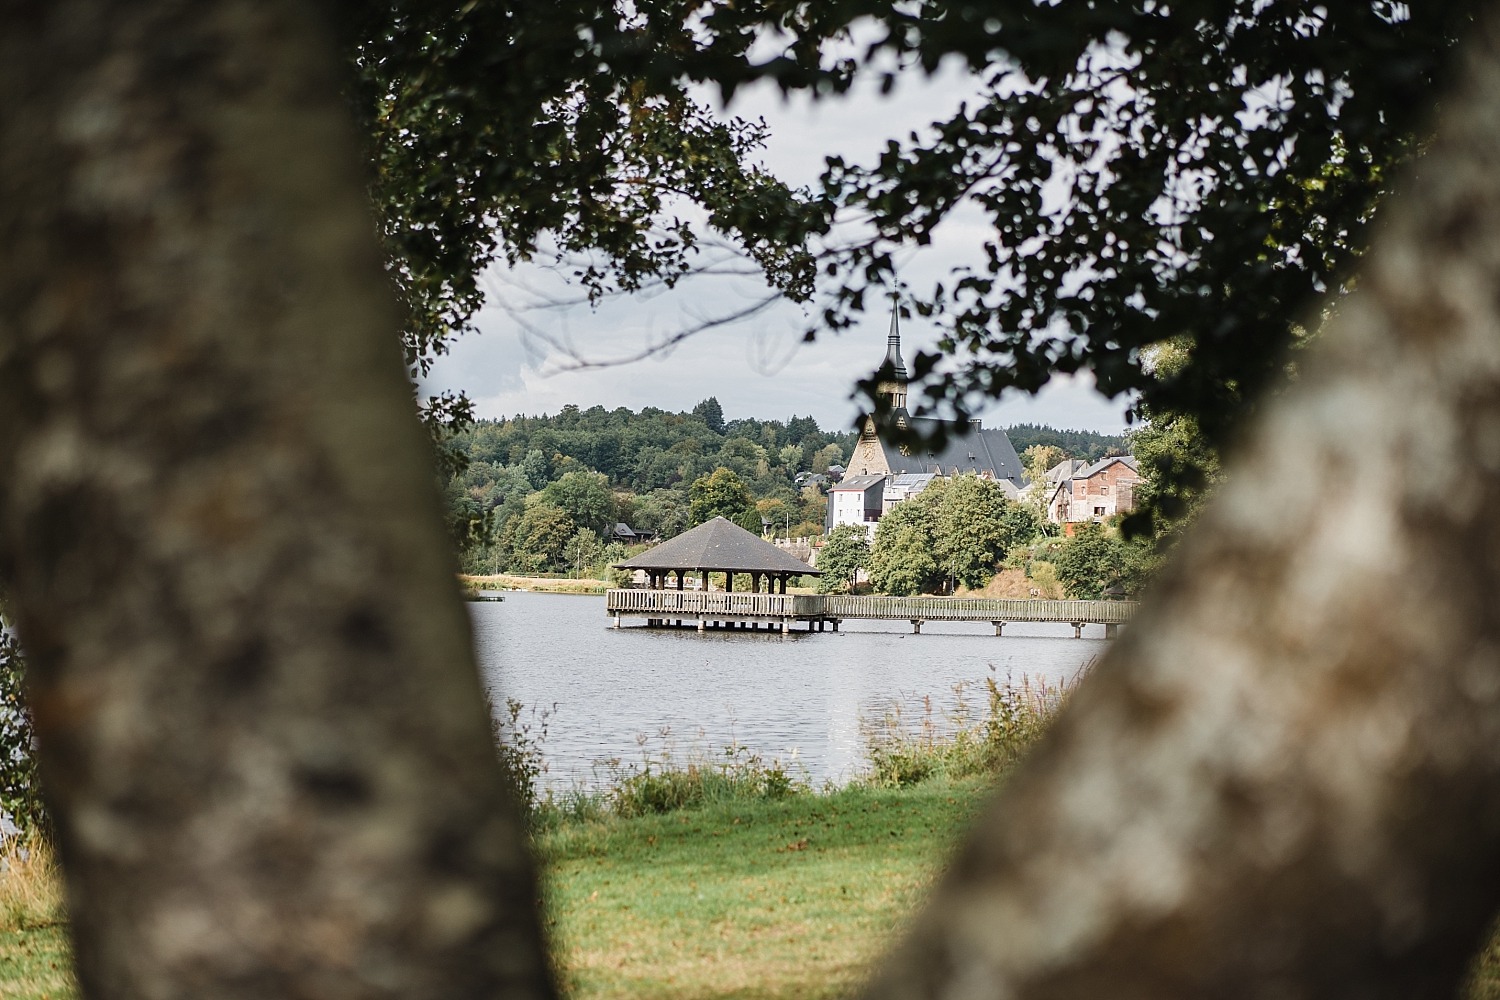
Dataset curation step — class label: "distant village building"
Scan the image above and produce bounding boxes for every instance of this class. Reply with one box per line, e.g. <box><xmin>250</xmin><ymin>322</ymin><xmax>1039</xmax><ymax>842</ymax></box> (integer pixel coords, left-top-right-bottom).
<box><xmin>611</xmin><ymin>522</ymin><xmax>660</xmax><ymax>544</ymax></box>
<box><xmin>882</xmin><ymin>472</ymin><xmax>937</xmax><ymax>514</ymax></box>
<box><xmin>825</xmin><ymin>474</ymin><xmax>887</xmax><ymax>534</ymax></box>
<box><xmin>827</xmin><ymin>305</ymin><xmax>1026</xmax><ymax>535</ymax></box>
<box><xmin>1046</xmin><ymin>455</ymin><xmax>1141</xmax><ymax>525</ymax></box>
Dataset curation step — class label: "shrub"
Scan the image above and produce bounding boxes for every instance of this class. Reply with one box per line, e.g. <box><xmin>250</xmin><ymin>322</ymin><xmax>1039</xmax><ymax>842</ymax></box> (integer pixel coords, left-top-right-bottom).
<box><xmin>0</xmin><ymin>621</ymin><xmax>46</xmax><ymax>840</ymax></box>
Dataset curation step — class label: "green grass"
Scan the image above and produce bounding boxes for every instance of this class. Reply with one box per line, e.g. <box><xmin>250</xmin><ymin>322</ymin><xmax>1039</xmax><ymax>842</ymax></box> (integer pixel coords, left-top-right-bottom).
<box><xmin>0</xmin><ymin>779</ymin><xmax>990</xmax><ymax>1000</ymax></box>
<box><xmin>0</xmin><ymin>925</ymin><xmax>73</xmax><ymax>1000</ymax></box>
<box><xmin>0</xmin><ymin>837</ymin><xmax>74</xmax><ymax>1000</ymax></box>
<box><xmin>538</xmin><ymin>777</ymin><xmax>991</xmax><ymax>1000</ymax></box>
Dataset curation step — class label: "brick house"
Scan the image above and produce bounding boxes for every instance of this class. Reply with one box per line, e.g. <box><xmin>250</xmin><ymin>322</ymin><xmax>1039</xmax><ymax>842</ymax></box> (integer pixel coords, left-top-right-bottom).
<box><xmin>1047</xmin><ymin>455</ymin><xmax>1141</xmax><ymax>524</ymax></box>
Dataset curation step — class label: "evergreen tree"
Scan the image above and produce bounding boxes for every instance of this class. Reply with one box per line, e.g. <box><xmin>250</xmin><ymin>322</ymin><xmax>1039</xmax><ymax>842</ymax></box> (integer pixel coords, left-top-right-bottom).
<box><xmin>691</xmin><ymin>397</ymin><xmax>725</xmax><ymax>434</ymax></box>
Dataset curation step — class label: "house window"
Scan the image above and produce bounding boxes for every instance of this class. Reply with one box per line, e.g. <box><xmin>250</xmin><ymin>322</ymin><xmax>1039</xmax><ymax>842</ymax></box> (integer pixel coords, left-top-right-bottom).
<box><xmin>1100</xmin><ymin>483</ymin><xmax>1110</xmax><ymax>494</ymax></box>
<box><xmin>1094</xmin><ymin>506</ymin><xmax>1106</xmax><ymax>517</ymax></box>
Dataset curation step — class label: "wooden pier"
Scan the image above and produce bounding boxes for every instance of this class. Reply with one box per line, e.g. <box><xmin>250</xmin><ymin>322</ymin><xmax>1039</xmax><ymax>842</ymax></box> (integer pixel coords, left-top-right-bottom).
<box><xmin>606</xmin><ymin>589</ymin><xmax>1135</xmax><ymax>637</ymax></box>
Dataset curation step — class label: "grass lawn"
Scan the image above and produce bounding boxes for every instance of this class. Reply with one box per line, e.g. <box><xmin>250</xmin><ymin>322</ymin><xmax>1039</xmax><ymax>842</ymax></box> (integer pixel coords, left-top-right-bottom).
<box><xmin>0</xmin><ymin>778</ymin><xmax>990</xmax><ymax>1000</ymax></box>
<box><xmin>6</xmin><ymin>775</ymin><xmax>1500</xmax><ymax>1000</ymax></box>
<box><xmin>538</xmin><ymin>778</ymin><xmax>989</xmax><ymax>1000</ymax></box>
<box><xmin>0</xmin><ymin>925</ymin><xmax>73</xmax><ymax>1000</ymax></box>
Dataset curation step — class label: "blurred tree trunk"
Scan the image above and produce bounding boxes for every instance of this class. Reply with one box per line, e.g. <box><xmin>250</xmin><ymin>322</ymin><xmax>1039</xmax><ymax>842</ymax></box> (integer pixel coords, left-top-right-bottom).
<box><xmin>864</xmin><ymin>15</ymin><xmax>1500</xmax><ymax>1000</ymax></box>
<box><xmin>0</xmin><ymin>3</ymin><xmax>554</xmax><ymax>999</ymax></box>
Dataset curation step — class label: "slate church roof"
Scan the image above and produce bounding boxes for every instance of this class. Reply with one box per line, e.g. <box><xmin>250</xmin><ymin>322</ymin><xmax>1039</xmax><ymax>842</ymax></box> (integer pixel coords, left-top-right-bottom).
<box><xmin>613</xmin><ymin>517</ymin><xmax>819</xmax><ymax>575</ymax></box>
<box><xmin>881</xmin><ymin>415</ymin><xmax>1025</xmax><ymax>484</ymax></box>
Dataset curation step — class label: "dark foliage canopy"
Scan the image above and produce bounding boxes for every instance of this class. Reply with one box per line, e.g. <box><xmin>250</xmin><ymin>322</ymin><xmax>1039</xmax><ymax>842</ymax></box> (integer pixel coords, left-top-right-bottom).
<box><xmin>332</xmin><ymin>1</ymin><xmax>1473</xmax><ymax>462</ymax></box>
<box><xmin>677</xmin><ymin>1</ymin><xmax>1471</xmax><ymax>443</ymax></box>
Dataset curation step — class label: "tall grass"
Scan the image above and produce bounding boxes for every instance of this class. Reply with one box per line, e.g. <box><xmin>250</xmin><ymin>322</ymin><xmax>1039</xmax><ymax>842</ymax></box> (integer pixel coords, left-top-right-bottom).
<box><xmin>597</xmin><ymin>736</ymin><xmax>806</xmax><ymax>819</ymax></box>
<box><xmin>861</xmin><ymin>674</ymin><xmax>1071</xmax><ymax>788</ymax></box>
<box><xmin>0</xmin><ymin>837</ymin><xmax>65</xmax><ymax>932</ymax></box>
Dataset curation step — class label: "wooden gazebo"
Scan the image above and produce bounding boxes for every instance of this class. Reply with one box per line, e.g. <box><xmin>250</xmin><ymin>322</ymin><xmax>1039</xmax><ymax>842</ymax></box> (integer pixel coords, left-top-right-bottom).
<box><xmin>613</xmin><ymin>516</ymin><xmax>818</xmax><ymax>594</ymax></box>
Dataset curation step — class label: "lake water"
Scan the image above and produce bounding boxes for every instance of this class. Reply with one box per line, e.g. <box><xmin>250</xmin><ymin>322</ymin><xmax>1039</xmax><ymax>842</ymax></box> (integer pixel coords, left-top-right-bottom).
<box><xmin>470</xmin><ymin>592</ymin><xmax>1109</xmax><ymax>790</ymax></box>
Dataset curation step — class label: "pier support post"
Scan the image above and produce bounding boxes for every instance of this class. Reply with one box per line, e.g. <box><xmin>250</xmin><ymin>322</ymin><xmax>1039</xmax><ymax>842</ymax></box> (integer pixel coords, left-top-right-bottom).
<box><xmin>1105</xmin><ymin>623</ymin><xmax>1119</xmax><ymax>637</ymax></box>
<box><xmin>911</xmin><ymin>619</ymin><xmax>923</xmax><ymax>635</ymax></box>
<box><xmin>992</xmin><ymin>621</ymin><xmax>1006</xmax><ymax>636</ymax></box>
<box><xmin>832</xmin><ymin>619</ymin><xmax>840</xmax><ymax>632</ymax></box>
<box><xmin>697</xmin><ymin>619</ymin><xmax>705</xmax><ymax>633</ymax></box>
<box><xmin>1072</xmin><ymin>622</ymin><xmax>1084</xmax><ymax>639</ymax></box>
<box><xmin>781</xmin><ymin>618</ymin><xmax>789</xmax><ymax>635</ymax></box>
<box><xmin>613</xmin><ymin>614</ymin><xmax>621</xmax><ymax>629</ymax></box>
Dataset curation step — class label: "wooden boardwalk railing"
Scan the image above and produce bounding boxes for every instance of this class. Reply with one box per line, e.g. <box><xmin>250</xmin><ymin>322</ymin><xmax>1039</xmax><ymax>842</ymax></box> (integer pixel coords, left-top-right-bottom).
<box><xmin>820</xmin><ymin>595</ymin><xmax>1134</xmax><ymax>624</ymax></box>
<box><xmin>605</xmin><ymin>589</ymin><xmax>1136</xmax><ymax>635</ymax></box>
<box><xmin>605</xmin><ymin>590</ymin><xmax>822</xmax><ymax>617</ymax></box>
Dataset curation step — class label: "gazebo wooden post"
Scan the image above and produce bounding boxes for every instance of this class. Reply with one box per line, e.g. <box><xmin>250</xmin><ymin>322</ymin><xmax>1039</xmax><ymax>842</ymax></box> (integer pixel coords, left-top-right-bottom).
<box><xmin>724</xmin><ymin>571</ymin><xmax>733</xmax><ymax>593</ymax></box>
<box><xmin>675</xmin><ymin>570</ymin><xmax>684</xmax><ymax>590</ymax></box>
<box><xmin>750</xmin><ymin>572</ymin><xmax>761</xmax><ymax>594</ymax></box>
<box><xmin>701</xmin><ymin>570</ymin><xmax>708</xmax><ymax>591</ymax></box>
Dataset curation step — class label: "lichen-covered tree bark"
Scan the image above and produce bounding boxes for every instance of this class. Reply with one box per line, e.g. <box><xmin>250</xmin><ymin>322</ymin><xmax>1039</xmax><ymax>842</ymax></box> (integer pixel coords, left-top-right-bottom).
<box><xmin>0</xmin><ymin>3</ymin><xmax>555</xmax><ymax>998</ymax></box>
<box><xmin>864</xmin><ymin>16</ymin><xmax>1500</xmax><ymax>1000</ymax></box>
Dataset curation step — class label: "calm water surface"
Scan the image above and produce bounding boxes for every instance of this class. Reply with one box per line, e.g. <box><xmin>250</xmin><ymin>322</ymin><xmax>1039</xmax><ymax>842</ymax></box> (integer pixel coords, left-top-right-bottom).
<box><xmin>470</xmin><ymin>592</ymin><xmax>1109</xmax><ymax>789</ymax></box>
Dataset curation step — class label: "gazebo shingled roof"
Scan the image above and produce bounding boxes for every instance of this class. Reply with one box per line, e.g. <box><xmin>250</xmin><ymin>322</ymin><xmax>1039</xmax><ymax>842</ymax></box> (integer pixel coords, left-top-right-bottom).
<box><xmin>614</xmin><ymin>517</ymin><xmax>819</xmax><ymax>576</ymax></box>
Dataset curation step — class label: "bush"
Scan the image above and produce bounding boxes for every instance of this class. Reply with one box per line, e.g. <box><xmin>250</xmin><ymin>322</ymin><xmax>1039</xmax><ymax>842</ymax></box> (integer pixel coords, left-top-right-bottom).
<box><xmin>0</xmin><ymin>620</ymin><xmax>46</xmax><ymax>841</ymax></box>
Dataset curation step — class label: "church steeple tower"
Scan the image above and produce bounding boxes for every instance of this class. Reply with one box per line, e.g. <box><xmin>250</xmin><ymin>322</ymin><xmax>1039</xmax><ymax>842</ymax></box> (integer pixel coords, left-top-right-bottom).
<box><xmin>877</xmin><ymin>297</ymin><xmax>909</xmax><ymax>410</ymax></box>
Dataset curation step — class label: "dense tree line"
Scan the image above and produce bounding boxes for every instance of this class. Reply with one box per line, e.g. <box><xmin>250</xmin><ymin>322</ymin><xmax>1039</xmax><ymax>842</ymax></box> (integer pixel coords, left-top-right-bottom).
<box><xmin>444</xmin><ymin>402</ymin><xmax>1155</xmax><ymax>584</ymax></box>
<box><xmin>446</xmin><ymin>399</ymin><xmax>856</xmax><ymax>574</ymax></box>
<box><xmin>1004</xmin><ymin>424</ymin><xmax>1128</xmax><ymax>464</ymax></box>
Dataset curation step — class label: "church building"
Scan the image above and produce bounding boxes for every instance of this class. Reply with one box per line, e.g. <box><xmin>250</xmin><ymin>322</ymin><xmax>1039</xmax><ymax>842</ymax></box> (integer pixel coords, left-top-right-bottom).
<box><xmin>846</xmin><ymin>307</ymin><xmax>1026</xmax><ymax>484</ymax></box>
<box><xmin>827</xmin><ymin>306</ymin><xmax>1026</xmax><ymax>535</ymax></box>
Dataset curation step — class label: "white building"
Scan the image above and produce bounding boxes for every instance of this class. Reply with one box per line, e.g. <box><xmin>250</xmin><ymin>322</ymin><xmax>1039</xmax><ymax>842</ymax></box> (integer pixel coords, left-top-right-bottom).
<box><xmin>825</xmin><ymin>474</ymin><xmax>887</xmax><ymax>538</ymax></box>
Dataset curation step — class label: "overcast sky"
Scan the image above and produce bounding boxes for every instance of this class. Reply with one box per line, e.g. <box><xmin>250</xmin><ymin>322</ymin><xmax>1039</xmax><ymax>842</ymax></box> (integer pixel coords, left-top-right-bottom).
<box><xmin>420</xmin><ymin>59</ymin><xmax>1133</xmax><ymax>437</ymax></box>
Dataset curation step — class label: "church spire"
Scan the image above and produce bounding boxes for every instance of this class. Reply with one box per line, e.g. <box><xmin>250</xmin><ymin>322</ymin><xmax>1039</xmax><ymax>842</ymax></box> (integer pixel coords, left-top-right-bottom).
<box><xmin>885</xmin><ymin>297</ymin><xmax>908</xmax><ymax>380</ymax></box>
<box><xmin>878</xmin><ymin>296</ymin><xmax>909</xmax><ymax>411</ymax></box>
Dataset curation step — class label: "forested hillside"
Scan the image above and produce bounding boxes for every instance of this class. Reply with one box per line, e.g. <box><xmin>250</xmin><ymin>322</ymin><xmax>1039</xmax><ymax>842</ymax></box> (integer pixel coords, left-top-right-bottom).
<box><xmin>445</xmin><ymin>399</ymin><xmax>857</xmax><ymax>574</ymax></box>
<box><xmin>445</xmin><ymin>403</ymin><xmax>1133</xmax><ymax>579</ymax></box>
